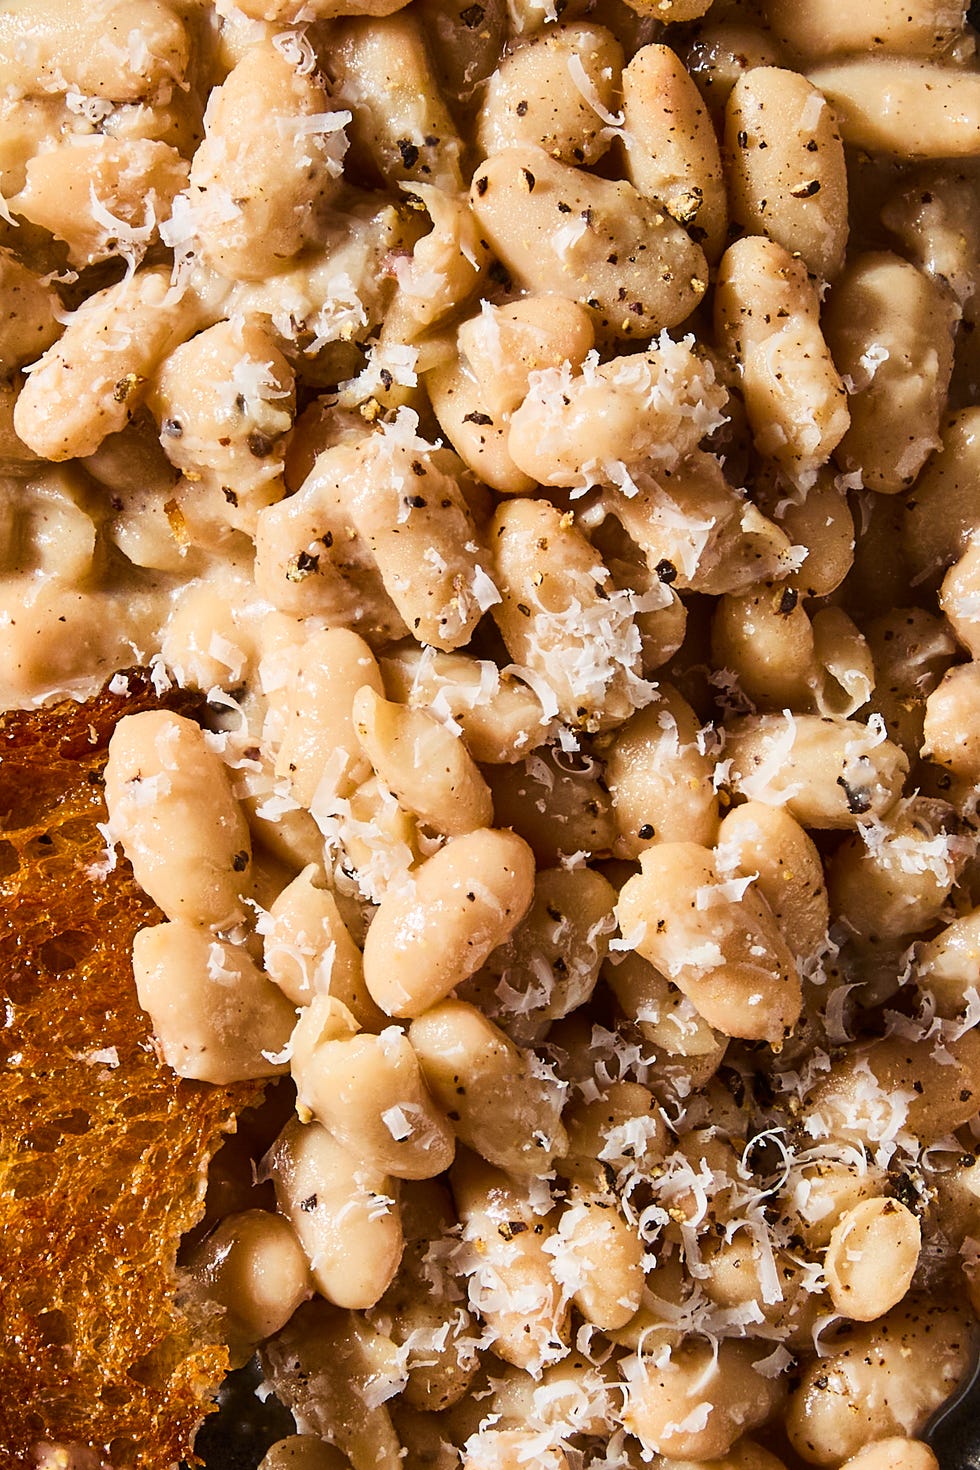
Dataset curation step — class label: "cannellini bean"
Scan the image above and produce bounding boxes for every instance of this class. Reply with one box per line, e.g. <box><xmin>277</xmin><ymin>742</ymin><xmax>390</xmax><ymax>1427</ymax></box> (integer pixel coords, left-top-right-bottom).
<box><xmin>824</xmin><ymin>1197</ymin><xmax>921</xmax><ymax>1322</ymax></box>
<box><xmin>480</xmin><ymin>864</ymin><xmax>617</xmax><ymax>1033</ymax></box>
<box><xmin>715</xmin><ymin>235</ymin><xmax>849</xmax><ymax>485</ymax></box>
<box><xmin>184</xmin><ymin>1209</ymin><xmax>310</xmax><ymax>1366</ymax></box>
<box><xmin>506</xmin><ymin>338</ymin><xmax>728</xmax><ymax>490</ymax></box>
<box><xmin>452</xmin><ymin>1151</ymin><xmax>570</xmax><ymax>1373</ymax></box>
<box><xmin>291</xmin><ymin>998</ymin><xmax>455</xmax><ymax>1179</ymax></box>
<box><xmin>922</xmin><ymin>662</ymin><xmax>980</xmax><ymax>780</ymax></box>
<box><xmin>409</xmin><ymin>998</ymin><xmax>568</xmax><ymax>1174</ymax></box>
<box><xmin>333</xmin><ymin>11</ymin><xmax>464</xmax><ymax>193</ymax></box>
<box><xmin>379</xmin><ymin>645</ymin><xmax>549</xmax><ymax>765</ymax></box>
<box><xmin>149</xmin><ymin>315</ymin><xmax>295</xmax><ymax>530</ymax></box>
<box><xmin>268</xmin><ymin>1117</ymin><xmax>403</xmax><ymax>1310</ymax></box>
<box><xmin>363</xmin><ymin>828</ymin><xmax>536</xmax><ymax>1017</ymax></box>
<box><xmin>724</xmin><ymin>712</ymin><xmax>909</xmax><ymax>830</ymax></box>
<box><xmin>470</xmin><ymin>147</ymin><xmax>708</xmax><ymax>340</ymax></box>
<box><xmin>132</xmin><ymin>920</ymin><xmax>295</xmax><ymax>1084</ymax></box>
<box><xmin>622</xmin><ymin>1339</ymin><xmax>786</xmax><ymax>1460</ymax></box>
<box><xmin>263</xmin><ymin>865</ymin><xmax>381</xmax><ymax>1028</ymax></box>
<box><xmin>0</xmin><ymin>248</ymin><xmax>61</xmax><ymax>374</ymax></box>
<box><xmin>490</xmin><ymin>497</ymin><xmax>650</xmax><ymax>733</ymax></box>
<box><xmin>902</xmin><ymin>408</ymin><xmax>980</xmax><ymax>581</ymax></box>
<box><xmin>724</xmin><ymin>67</ymin><xmax>848</xmax><ymax>281</ymax></box>
<box><xmin>270</xmin><ymin>627</ymin><xmax>385</xmax><ymax>806</ymax></box>
<box><xmin>785</xmin><ymin>1297</ymin><xmax>975</xmax><ymax>1464</ymax></box>
<box><xmin>839</xmin><ymin>1443</ymin><xmax>939</xmax><ymax>1470</ymax></box>
<box><xmin>14</xmin><ymin>267</ymin><xmax>200</xmax><ymax>462</ymax></box>
<box><xmin>602</xmin><ymin>682</ymin><xmax>720</xmax><ymax>858</ymax></box>
<box><xmin>824</xmin><ymin>252</ymin><xmax>957</xmax><ymax>494</ymax></box>
<box><xmin>352</xmin><ymin>686</ymin><xmax>493</xmax><ymax>837</ymax></box>
<box><xmin>485</xmin><ymin>747</ymin><xmax>618</xmax><ymax>865</ymax></box>
<box><xmin>616</xmin><ymin>841</ymin><xmax>803</xmax><ymax>1045</ymax></box>
<box><xmin>260</xmin><ymin>1300</ymin><xmax>404</xmax><ymax>1470</ymax></box>
<box><xmin>807</xmin><ymin>57</ymin><xmax>980</xmax><ymax>159</ymax></box>
<box><xmin>477</xmin><ymin>23</ymin><xmax>623</xmax><ymax>166</ymax></box>
<box><xmin>12</xmin><ymin>135</ymin><xmax>188</xmax><ymax>270</ymax></box>
<box><xmin>716</xmin><ymin>801</ymin><xmax>830</xmax><ymax>964</ymax></box>
<box><xmin>105</xmin><ymin>709</ymin><xmax>252</xmax><ymax>929</ymax></box>
<box><xmin>623</xmin><ymin>43</ymin><xmax>727</xmax><ymax>261</ymax></box>
<box><xmin>914</xmin><ymin>906</ymin><xmax>980</xmax><ymax>1017</ymax></box>
<box><xmin>553</xmin><ymin>1183</ymin><xmax>645</xmax><ymax>1330</ymax></box>
<box><xmin>187</xmin><ymin>41</ymin><xmax>346</xmax><ymax>282</ymax></box>
<box><xmin>0</xmin><ymin>0</ymin><xmax>190</xmax><ymax>100</ymax></box>
<box><xmin>602</xmin><ymin>449</ymin><xmax>797</xmax><ymax>596</ymax></box>
<box><xmin>827</xmin><ymin>796</ymin><xmax>968</xmax><ymax>943</ymax></box>
<box><xmin>766</xmin><ymin>0</ymin><xmax>967</xmax><ymax>60</ymax></box>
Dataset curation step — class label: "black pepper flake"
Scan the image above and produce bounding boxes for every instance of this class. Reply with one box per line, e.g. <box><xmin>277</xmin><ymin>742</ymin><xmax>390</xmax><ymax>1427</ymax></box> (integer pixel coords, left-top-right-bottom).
<box><xmin>397</xmin><ymin>138</ymin><xmax>420</xmax><ymax>168</ymax></box>
<box><xmin>790</xmin><ymin>179</ymin><xmax>821</xmax><ymax>198</ymax></box>
<box><xmin>222</xmin><ymin>487</ymin><xmax>239</xmax><ymax>507</ymax></box>
<box><xmin>162</xmin><ymin>417</ymin><xmax>183</xmax><ymax>437</ymax></box>
<box><xmin>321</xmin><ymin>530</ymin><xmax>334</xmax><ymax>549</ymax></box>
<box><xmin>411</xmin><ymin>460</ymin><xmax>427</xmax><ymax>476</ymax></box>
<box><xmin>517</xmin><ymin>602</ymin><xmax>531</xmax><ymax>617</ymax></box>
<box><xmin>460</xmin><ymin>3</ymin><xmax>485</xmax><ymax>25</ymax></box>
<box><xmin>836</xmin><ymin>776</ymin><xmax>872</xmax><ymax>815</ymax></box>
<box><xmin>521</xmin><ymin>167</ymin><xmax>536</xmax><ymax>191</ymax></box>
<box><xmin>232</xmin><ymin>850</ymin><xmax>249</xmax><ymax>873</ymax></box>
<box><xmin>777</xmin><ymin>587</ymin><xmax>799</xmax><ymax>615</ymax></box>
<box><xmin>737</xmin><ymin>129</ymin><xmax>748</xmax><ymax>148</ymax></box>
<box><xmin>475</xmin><ymin>174</ymin><xmax>489</xmax><ymax>196</ymax></box>
<box><xmin>405</xmin><ymin>493</ymin><xmax>427</xmax><ymax>508</ymax></box>
<box><xmin>516</xmin><ymin>99</ymin><xmax>528</xmax><ymax>116</ymax></box>
<box><xmin>557</xmin><ymin>201</ymin><xmax>571</xmax><ymax>213</ymax></box>
<box><xmin>655</xmin><ymin>558</ymin><xmax>677</xmax><ymax>584</ymax></box>
<box><xmin>300</xmin><ymin>1194</ymin><xmax>318</xmax><ymax>1212</ymax></box>
<box><xmin>247</xmin><ymin>429</ymin><xmax>275</xmax><ymax>457</ymax></box>
<box><xmin>463</xmin><ymin>410</ymin><xmax>494</xmax><ymax>426</ymax></box>
<box><xmin>638</xmin><ymin>823</ymin><xmax>655</xmax><ymax>840</ymax></box>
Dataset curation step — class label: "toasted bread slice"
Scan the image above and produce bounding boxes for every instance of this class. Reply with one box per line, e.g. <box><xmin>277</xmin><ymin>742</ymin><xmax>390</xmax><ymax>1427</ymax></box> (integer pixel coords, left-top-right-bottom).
<box><xmin>0</xmin><ymin>672</ymin><xmax>261</xmax><ymax>1466</ymax></box>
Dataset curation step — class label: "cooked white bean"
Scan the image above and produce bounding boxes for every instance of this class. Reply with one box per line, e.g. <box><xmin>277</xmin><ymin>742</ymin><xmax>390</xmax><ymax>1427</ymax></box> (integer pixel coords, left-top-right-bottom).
<box><xmin>352</xmin><ymin>685</ymin><xmax>493</xmax><ymax>837</ymax></box>
<box><xmin>187</xmin><ymin>41</ymin><xmax>347</xmax><ymax>282</ymax></box>
<box><xmin>410</xmin><ymin>998</ymin><xmax>568</xmax><ymax>1174</ymax></box>
<box><xmin>602</xmin><ymin>682</ymin><xmax>720</xmax><ymax>857</ymax></box>
<box><xmin>132</xmin><ymin>920</ymin><xmax>295</xmax><ymax>1084</ymax></box>
<box><xmin>477</xmin><ymin>23</ymin><xmax>624</xmax><ymax>168</ymax></box>
<box><xmin>184</xmin><ymin>1209</ymin><xmax>310</xmax><ymax>1365</ymax></box>
<box><xmin>379</xmin><ymin>645</ymin><xmax>549</xmax><ymax>765</ymax></box>
<box><xmin>270</xmin><ymin>627</ymin><xmax>385</xmax><ymax>808</ymax></box>
<box><xmin>724</xmin><ymin>67</ymin><xmax>848</xmax><ymax>280</ymax></box>
<box><xmin>824</xmin><ymin>252</ymin><xmax>957</xmax><ymax>494</ymax></box>
<box><xmin>452</xmin><ymin>1151</ymin><xmax>570</xmax><ymax>1374</ymax></box>
<box><xmin>263</xmin><ymin>864</ymin><xmax>381</xmax><ymax>1028</ymax></box>
<box><xmin>623</xmin><ymin>43</ymin><xmax>727</xmax><ymax>261</ymax></box>
<box><xmin>785</xmin><ymin>1298</ymin><xmax>974</xmax><ymax>1464</ymax></box>
<box><xmin>105</xmin><ymin>709</ymin><xmax>253</xmax><ymax>929</ymax></box>
<box><xmin>490</xmin><ymin>497</ymin><xmax>651</xmax><ymax>732</ymax></box>
<box><xmin>622</xmin><ymin>1339</ymin><xmax>786</xmax><ymax>1460</ymax></box>
<box><xmin>470</xmin><ymin>147</ymin><xmax>708</xmax><ymax>340</ymax></box>
<box><xmin>616</xmin><ymin>841</ymin><xmax>803</xmax><ymax>1045</ymax></box>
<box><xmin>715</xmin><ymin>235</ymin><xmax>850</xmax><ymax>486</ymax></box>
<box><xmin>807</xmin><ymin>57</ymin><xmax>980</xmax><ymax>158</ymax></box>
<box><xmin>824</xmin><ymin>1197</ymin><xmax>921</xmax><ymax>1322</ymax></box>
<box><xmin>363</xmin><ymin>828</ymin><xmax>536</xmax><ymax>1017</ymax></box>
<box><xmin>291</xmin><ymin>998</ymin><xmax>455</xmax><ymax>1179</ymax></box>
<box><xmin>725</xmin><ymin>712</ymin><xmax>909</xmax><ymax>830</ymax></box>
<box><xmin>268</xmin><ymin>1116</ymin><xmax>403</xmax><ymax>1310</ymax></box>
<box><xmin>716</xmin><ymin>800</ymin><xmax>830</xmax><ymax>964</ymax></box>
<box><xmin>0</xmin><ymin>0</ymin><xmax>189</xmax><ymax>100</ymax></box>
<box><xmin>14</xmin><ymin>267</ymin><xmax>200</xmax><ymax>462</ymax></box>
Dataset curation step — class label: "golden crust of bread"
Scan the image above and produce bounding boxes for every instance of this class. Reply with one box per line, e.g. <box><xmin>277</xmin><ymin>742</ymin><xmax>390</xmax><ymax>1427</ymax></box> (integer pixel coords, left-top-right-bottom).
<box><xmin>0</xmin><ymin>672</ymin><xmax>261</xmax><ymax>1467</ymax></box>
